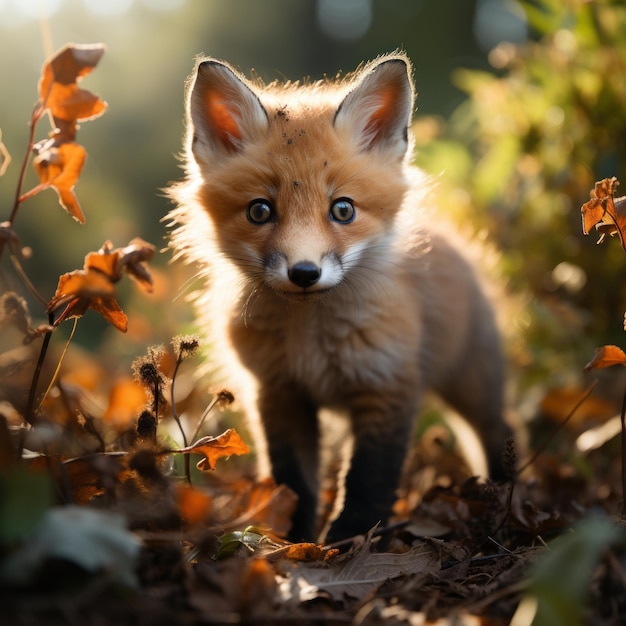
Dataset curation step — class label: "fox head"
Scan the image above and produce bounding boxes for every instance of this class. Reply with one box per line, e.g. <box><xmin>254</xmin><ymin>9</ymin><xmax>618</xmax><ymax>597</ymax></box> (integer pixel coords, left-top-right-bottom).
<box><xmin>178</xmin><ymin>53</ymin><xmax>416</xmax><ymax>298</ymax></box>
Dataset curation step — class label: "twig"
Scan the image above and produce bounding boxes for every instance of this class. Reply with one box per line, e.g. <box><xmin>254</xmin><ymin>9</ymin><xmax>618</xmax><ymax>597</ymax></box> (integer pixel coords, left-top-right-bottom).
<box><xmin>1</xmin><ymin>103</ymin><xmax>45</xmax><ymax>258</ymax></box>
<box><xmin>37</xmin><ymin>317</ymin><xmax>78</xmax><ymax>413</ymax></box>
<box><xmin>190</xmin><ymin>393</ymin><xmax>225</xmax><ymax>444</ymax></box>
<box><xmin>9</xmin><ymin>251</ymin><xmax>48</xmax><ymax>306</ymax></box>
<box><xmin>23</xmin><ymin>312</ymin><xmax>55</xmax><ymax>426</ymax></box>
<box><xmin>170</xmin><ymin>350</ymin><xmax>190</xmax><ymax>484</ymax></box>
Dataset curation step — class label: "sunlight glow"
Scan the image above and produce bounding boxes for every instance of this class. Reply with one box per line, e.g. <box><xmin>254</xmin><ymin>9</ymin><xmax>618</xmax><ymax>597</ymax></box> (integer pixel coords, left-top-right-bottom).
<box><xmin>140</xmin><ymin>0</ymin><xmax>185</xmax><ymax>10</ymax></box>
<box><xmin>9</xmin><ymin>0</ymin><xmax>62</xmax><ymax>19</ymax></box>
<box><xmin>83</xmin><ymin>0</ymin><xmax>133</xmax><ymax>16</ymax></box>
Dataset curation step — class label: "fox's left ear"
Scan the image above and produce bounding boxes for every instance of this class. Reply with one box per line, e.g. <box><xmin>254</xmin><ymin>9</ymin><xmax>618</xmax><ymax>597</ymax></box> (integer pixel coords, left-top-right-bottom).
<box><xmin>334</xmin><ymin>55</ymin><xmax>414</xmax><ymax>159</ymax></box>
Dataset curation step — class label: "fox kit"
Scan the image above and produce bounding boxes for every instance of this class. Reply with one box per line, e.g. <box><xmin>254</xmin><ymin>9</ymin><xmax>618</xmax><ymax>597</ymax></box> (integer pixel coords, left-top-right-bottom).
<box><xmin>168</xmin><ymin>52</ymin><xmax>512</xmax><ymax>543</ymax></box>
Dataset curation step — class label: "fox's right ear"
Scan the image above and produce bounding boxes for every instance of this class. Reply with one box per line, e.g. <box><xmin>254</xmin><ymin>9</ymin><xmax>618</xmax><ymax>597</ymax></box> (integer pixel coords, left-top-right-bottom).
<box><xmin>187</xmin><ymin>59</ymin><xmax>268</xmax><ymax>163</ymax></box>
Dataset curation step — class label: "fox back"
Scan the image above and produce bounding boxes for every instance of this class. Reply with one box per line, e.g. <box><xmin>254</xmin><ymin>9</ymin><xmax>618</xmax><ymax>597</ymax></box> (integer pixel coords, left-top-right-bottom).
<box><xmin>168</xmin><ymin>53</ymin><xmax>512</xmax><ymax>543</ymax></box>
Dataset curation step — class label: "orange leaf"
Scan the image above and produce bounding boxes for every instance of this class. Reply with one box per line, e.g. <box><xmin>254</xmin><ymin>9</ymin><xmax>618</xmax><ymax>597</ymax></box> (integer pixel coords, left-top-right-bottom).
<box><xmin>176</xmin><ymin>484</ymin><xmax>213</xmax><ymax>525</ymax></box>
<box><xmin>33</xmin><ymin>138</ymin><xmax>87</xmax><ymax>223</ymax></box>
<box><xmin>103</xmin><ymin>378</ymin><xmax>148</xmax><ymax>430</ymax></box>
<box><xmin>584</xmin><ymin>345</ymin><xmax>626</xmax><ymax>372</ymax></box>
<box><xmin>39</xmin><ymin>43</ymin><xmax>107</xmax><ymax>123</ymax></box>
<box><xmin>47</xmin><ymin>267</ymin><xmax>127</xmax><ymax>331</ymax></box>
<box><xmin>581</xmin><ymin>177</ymin><xmax>626</xmax><ymax>250</ymax></box>
<box><xmin>180</xmin><ymin>428</ymin><xmax>250</xmax><ymax>471</ymax></box>
<box><xmin>84</xmin><ymin>239</ymin><xmax>155</xmax><ymax>291</ymax></box>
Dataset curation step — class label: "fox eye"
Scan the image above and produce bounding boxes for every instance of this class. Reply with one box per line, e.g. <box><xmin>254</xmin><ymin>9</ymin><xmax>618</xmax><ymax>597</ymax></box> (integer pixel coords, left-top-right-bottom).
<box><xmin>329</xmin><ymin>198</ymin><xmax>355</xmax><ymax>224</ymax></box>
<box><xmin>247</xmin><ymin>199</ymin><xmax>274</xmax><ymax>224</ymax></box>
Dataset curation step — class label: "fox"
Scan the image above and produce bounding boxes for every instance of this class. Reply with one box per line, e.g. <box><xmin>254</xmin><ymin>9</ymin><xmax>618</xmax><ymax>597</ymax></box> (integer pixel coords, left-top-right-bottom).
<box><xmin>167</xmin><ymin>52</ymin><xmax>513</xmax><ymax>544</ymax></box>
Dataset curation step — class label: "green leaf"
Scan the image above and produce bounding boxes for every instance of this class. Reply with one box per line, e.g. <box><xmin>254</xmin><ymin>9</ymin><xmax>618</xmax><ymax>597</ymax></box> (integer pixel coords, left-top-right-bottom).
<box><xmin>527</xmin><ymin>513</ymin><xmax>621</xmax><ymax>626</ymax></box>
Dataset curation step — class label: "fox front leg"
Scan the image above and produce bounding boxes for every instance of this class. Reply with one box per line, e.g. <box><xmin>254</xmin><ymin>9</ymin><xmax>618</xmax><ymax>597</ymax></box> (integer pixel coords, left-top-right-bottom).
<box><xmin>256</xmin><ymin>383</ymin><xmax>321</xmax><ymax>543</ymax></box>
<box><xmin>324</xmin><ymin>395</ymin><xmax>417</xmax><ymax>544</ymax></box>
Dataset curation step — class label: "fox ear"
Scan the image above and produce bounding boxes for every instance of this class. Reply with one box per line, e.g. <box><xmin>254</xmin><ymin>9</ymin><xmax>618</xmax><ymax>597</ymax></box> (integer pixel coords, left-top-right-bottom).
<box><xmin>334</xmin><ymin>56</ymin><xmax>414</xmax><ymax>159</ymax></box>
<box><xmin>187</xmin><ymin>59</ymin><xmax>268</xmax><ymax>162</ymax></box>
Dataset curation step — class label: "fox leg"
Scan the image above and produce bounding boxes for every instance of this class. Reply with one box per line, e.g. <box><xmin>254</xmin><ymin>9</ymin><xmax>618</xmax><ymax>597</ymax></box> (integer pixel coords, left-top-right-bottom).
<box><xmin>256</xmin><ymin>384</ymin><xmax>320</xmax><ymax>542</ymax></box>
<box><xmin>439</xmin><ymin>344</ymin><xmax>513</xmax><ymax>480</ymax></box>
<box><xmin>324</xmin><ymin>393</ymin><xmax>417</xmax><ymax>544</ymax></box>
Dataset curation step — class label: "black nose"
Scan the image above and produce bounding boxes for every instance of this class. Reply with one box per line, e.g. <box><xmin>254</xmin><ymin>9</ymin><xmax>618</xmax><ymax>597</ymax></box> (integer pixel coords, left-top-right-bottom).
<box><xmin>288</xmin><ymin>261</ymin><xmax>321</xmax><ymax>288</ymax></box>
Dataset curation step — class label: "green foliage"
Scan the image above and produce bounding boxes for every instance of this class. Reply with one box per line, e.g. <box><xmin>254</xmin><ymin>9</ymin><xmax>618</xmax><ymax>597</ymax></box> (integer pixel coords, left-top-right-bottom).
<box><xmin>416</xmin><ymin>0</ymin><xmax>626</xmax><ymax>369</ymax></box>
<box><xmin>525</xmin><ymin>513</ymin><xmax>622</xmax><ymax>626</ymax></box>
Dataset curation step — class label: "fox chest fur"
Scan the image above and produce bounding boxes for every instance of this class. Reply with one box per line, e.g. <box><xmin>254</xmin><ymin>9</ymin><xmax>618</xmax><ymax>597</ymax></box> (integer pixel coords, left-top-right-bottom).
<box><xmin>169</xmin><ymin>53</ymin><xmax>512</xmax><ymax>543</ymax></box>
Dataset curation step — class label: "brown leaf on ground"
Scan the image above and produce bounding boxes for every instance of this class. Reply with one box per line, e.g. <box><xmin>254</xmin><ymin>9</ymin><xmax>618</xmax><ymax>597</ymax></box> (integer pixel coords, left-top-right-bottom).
<box><xmin>279</xmin><ymin>528</ymin><xmax>441</xmax><ymax>603</ymax></box>
<box><xmin>581</xmin><ymin>177</ymin><xmax>626</xmax><ymax>249</ymax></box>
<box><xmin>583</xmin><ymin>345</ymin><xmax>626</xmax><ymax>372</ymax></box>
<box><xmin>176</xmin><ymin>484</ymin><xmax>213</xmax><ymax>525</ymax></box>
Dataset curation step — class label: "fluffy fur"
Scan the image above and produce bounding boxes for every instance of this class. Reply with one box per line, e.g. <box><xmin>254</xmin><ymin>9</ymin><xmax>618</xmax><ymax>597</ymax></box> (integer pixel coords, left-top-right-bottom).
<box><xmin>168</xmin><ymin>52</ymin><xmax>512</xmax><ymax>543</ymax></box>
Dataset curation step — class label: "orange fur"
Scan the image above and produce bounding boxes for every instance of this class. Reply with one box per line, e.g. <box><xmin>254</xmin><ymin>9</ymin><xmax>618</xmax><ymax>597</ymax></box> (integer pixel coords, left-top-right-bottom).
<box><xmin>168</xmin><ymin>53</ymin><xmax>511</xmax><ymax>542</ymax></box>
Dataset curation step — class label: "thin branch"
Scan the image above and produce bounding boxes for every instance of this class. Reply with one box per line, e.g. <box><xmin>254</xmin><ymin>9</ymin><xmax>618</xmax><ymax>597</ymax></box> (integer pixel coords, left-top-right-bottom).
<box><xmin>23</xmin><ymin>312</ymin><xmax>55</xmax><ymax>426</ymax></box>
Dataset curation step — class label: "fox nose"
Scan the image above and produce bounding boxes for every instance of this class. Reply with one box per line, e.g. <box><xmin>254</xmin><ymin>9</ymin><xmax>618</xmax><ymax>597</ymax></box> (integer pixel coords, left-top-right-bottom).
<box><xmin>288</xmin><ymin>261</ymin><xmax>321</xmax><ymax>288</ymax></box>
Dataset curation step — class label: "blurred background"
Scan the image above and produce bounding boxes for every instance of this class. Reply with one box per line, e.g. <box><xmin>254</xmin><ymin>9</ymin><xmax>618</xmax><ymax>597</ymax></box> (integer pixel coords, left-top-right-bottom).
<box><xmin>1</xmin><ymin>0</ymin><xmax>626</xmax><ymax>419</ymax></box>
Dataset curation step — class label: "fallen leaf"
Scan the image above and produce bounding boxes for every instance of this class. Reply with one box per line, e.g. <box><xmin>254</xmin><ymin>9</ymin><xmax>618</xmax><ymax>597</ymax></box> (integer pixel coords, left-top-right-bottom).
<box><xmin>583</xmin><ymin>345</ymin><xmax>626</xmax><ymax>372</ymax></box>
<box><xmin>176</xmin><ymin>483</ymin><xmax>213</xmax><ymax>525</ymax></box>
<box><xmin>279</xmin><ymin>529</ymin><xmax>440</xmax><ymax>603</ymax></box>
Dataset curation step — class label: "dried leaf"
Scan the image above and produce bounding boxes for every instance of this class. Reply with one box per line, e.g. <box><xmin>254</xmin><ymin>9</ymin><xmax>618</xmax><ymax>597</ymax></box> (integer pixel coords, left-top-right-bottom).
<box><xmin>0</xmin><ymin>129</ymin><xmax>11</xmax><ymax>176</ymax></box>
<box><xmin>30</xmin><ymin>44</ymin><xmax>107</xmax><ymax>222</ymax></box>
<box><xmin>102</xmin><ymin>378</ymin><xmax>148</xmax><ymax>430</ymax></box>
<box><xmin>38</xmin><ymin>43</ymin><xmax>107</xmax><ymax>123</ymax></box>
<box><xmin>113</xmin><ymin>238</ymin><xmax>155</xmax><ymax>292</ymax></box>
<box><xmin>33</xmin><ymin>138</ymin><xmax>87</xmax><ymax>223</ymax></box>
<box><xmin>176</xmin><ymin>484</ymin><xmax>213</xmax><ymax>525</ymax></box>
<box><xmin>46</xmin><ymin>239</ymin><xmax>155</xmax><ymax>332</ymax></box>
<box><xmin>279</xmin><ymin>529</ymin><xmax>440</xmax><ymax>603</ymax></box>
<box><xmin>47</xmin><ymin>267</ymin><xmax>127</xmax><ymax>331</ymax></box>
<box><xmin>584</xmin><ymin>345</ymin><xmax>626</xmax><ymax>372</ymax></box>
<box><xmin>581</xmin><ymin>177</ymin><xmax>626</xmax><ymax>250</ymax></box>
<box><xmin>177</xmin><ymin>428</ymin><xmax>250</xmax><ymax>471</ymax></box>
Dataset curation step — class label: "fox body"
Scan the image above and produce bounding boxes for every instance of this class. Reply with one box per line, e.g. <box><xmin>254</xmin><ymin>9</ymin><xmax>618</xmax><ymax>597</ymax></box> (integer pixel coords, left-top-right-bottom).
<box><xmin>168</xmin><ymin>53</ymin><xmax>511</xmax><ymax>543</ymax></box>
